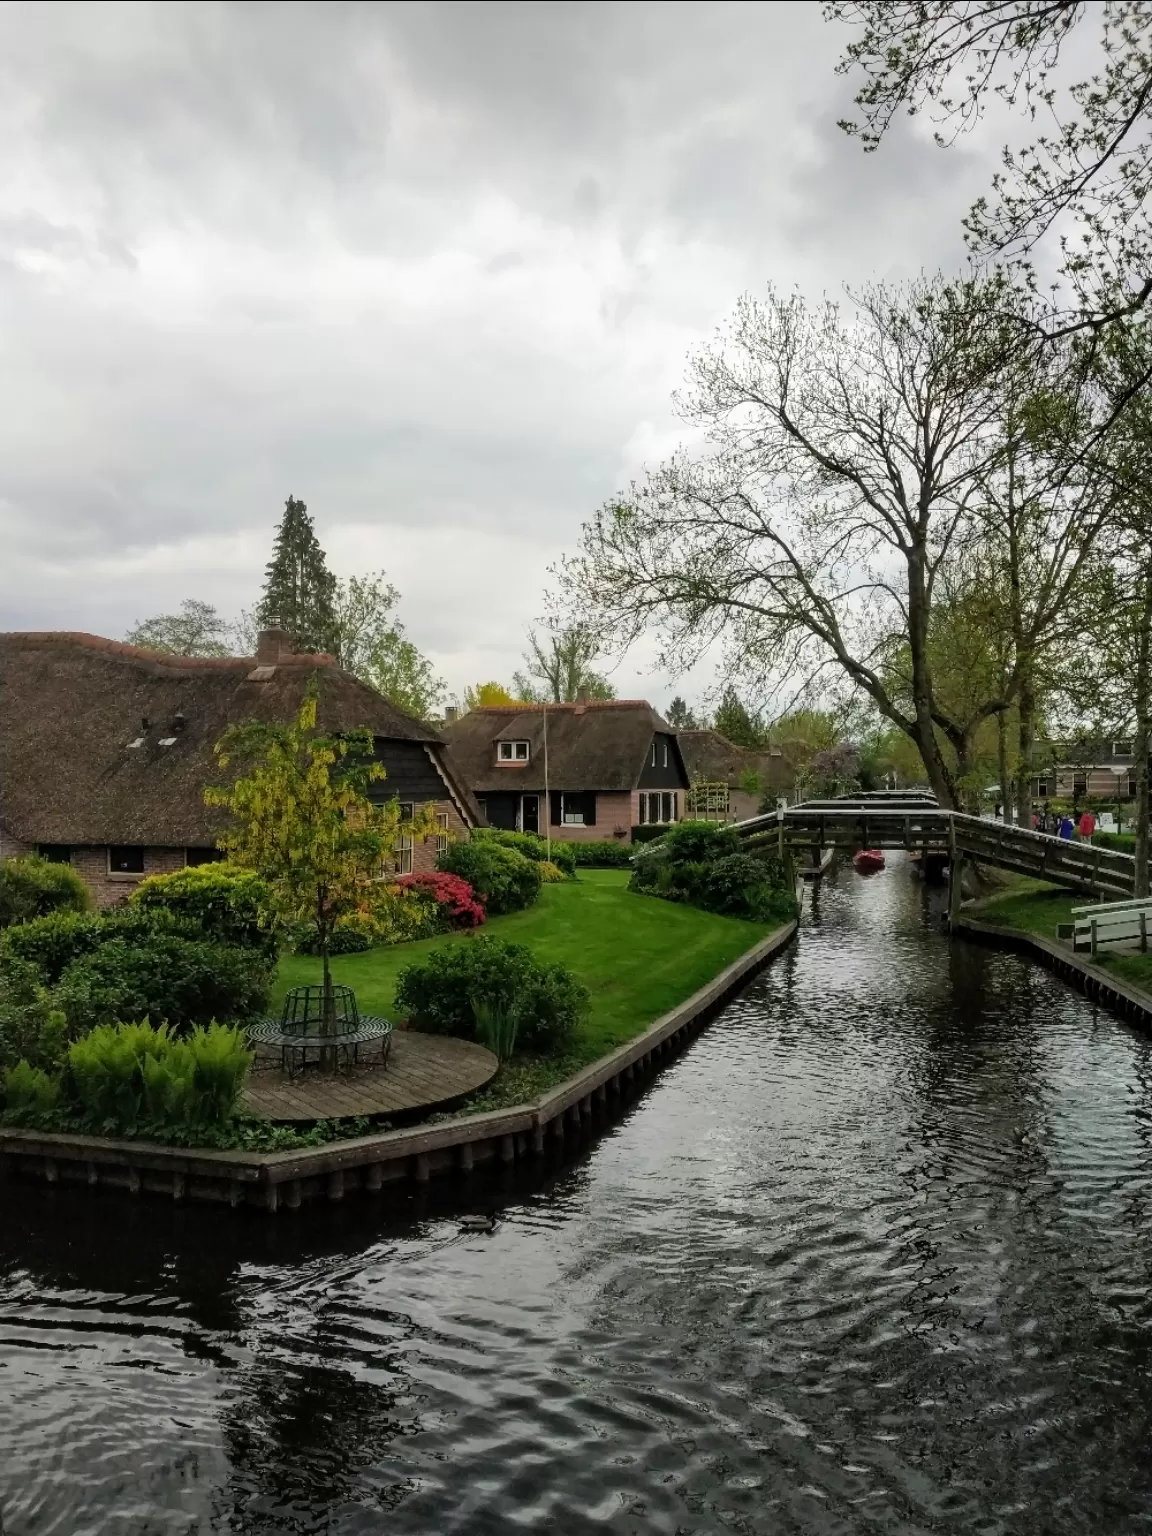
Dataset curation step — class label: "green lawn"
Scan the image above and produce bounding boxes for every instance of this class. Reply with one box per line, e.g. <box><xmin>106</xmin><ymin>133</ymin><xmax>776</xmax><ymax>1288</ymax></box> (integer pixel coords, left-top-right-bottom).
<box><xmin>276</xmin><ymin>869</ymin><xmax>774</xmax><ymax>1069</ymax></box>
<box><xmin>965</xmin><ymin>877</ymin><xmax>1081</xmax><ymax>940</ymax></box>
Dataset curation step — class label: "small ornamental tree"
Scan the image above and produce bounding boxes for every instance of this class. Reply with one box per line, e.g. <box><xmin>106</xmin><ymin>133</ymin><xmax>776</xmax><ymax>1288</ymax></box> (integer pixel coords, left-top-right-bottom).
<box><xmin>205</xmin><ymin>679</ymin><xmax>434</xmax><ymax>1028</ymax></box>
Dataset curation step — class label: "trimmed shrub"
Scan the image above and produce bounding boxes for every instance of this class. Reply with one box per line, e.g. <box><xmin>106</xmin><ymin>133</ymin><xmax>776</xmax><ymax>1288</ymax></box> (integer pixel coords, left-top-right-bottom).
<box><xmin>1093</xmin><ymin>830</ymin><xmax>1136</xmax><ymax>853</ymax></box>
<box><xmin>55</xmin><ymin>935</ymin><xmax>271</xmax><ymax>1036</ymax></box>
<box><xmin>630</xmin><ymin>824</ymin><xmax>797</xmax><ymax>925</ymax></box>
<box><xmin>130</xmin><ymin>862</ymin><xmax>276</xmax><ymax>958</ymax></box>
<box><xmin>473</xmin><ymin>827</ymin><xmax>577</xmax><ymax>877</ymax></box>
<box><xmin>396</xmin><ymin>871</ymin><xmax>486</xmax><ymax>928</ymax></box>
<box><xmin>394</xmin><ymin>937</ymin><xmax>588</xmax><ymax>1055</ymax></box>
<box><xmin>0</xmin><ymin>957</ymin><xmax>69</xmax><ymax>1074</ymax></box>
<box><xmin>66</xmin><ymin>1019</ymin><xmax>251</xmax><ymax>1134</ymax></box>
<box><xmin>570</xmin><ymin>840</ymin><xmax>635</xmax><ymax>867</ymax></box>
<box><xmin>630</xmin><ymin>824</ymin><xmax>669</xmax><ymax>846</ymax></box>
<box><xmin>0</xmin><ymin>906</ymin><xmax>194</xmax><ymax>985</ymax></box>
<box><xmin>437</xmin><ymin>841</ymin><xmax>541</xmax><ymax>915</ymax></box>
<box><xmin>537</xmin><ymin>860</ymin><xmax>567</xmax><ymax>883</ymax></box>
<box><xmin>0</xmin><ymin>855</ymin><xmax>92</xmax><ymax>928</ymax></box>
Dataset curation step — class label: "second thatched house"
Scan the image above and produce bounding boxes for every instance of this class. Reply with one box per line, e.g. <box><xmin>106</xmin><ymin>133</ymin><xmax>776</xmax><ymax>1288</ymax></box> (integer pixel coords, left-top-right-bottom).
<box><xmin>441</xmin><ymin>699</ymin><xmax>690</xmax><ymax>843</ymax></box>
<box><xmin>676</xmin><ymin>729</ymin><xmax>788</xmax><ymax>823</ymax></box>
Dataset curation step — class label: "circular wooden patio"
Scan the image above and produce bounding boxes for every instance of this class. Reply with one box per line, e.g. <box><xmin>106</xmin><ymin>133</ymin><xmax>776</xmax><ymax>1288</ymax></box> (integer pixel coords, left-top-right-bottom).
<box><xmin>244</xmin><ymin>1031</ymin><xmax>499</xmax><ymax>1123</ymax></box>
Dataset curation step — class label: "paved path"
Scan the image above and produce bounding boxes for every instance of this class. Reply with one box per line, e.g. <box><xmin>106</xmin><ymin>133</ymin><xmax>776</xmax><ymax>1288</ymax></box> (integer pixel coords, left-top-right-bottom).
<box><xmin>244</xmin><ymin>1031</ymin><xmax>498</xmax><ymax>1123</ymax></box>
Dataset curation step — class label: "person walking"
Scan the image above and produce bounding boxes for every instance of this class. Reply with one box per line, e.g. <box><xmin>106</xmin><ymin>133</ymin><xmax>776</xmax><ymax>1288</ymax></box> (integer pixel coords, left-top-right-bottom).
<box><xmin>1078</xmin><ymin>808</ymin><xmax>1097</xmax><ymax>840</ymax></box>
<box><xmin>1059</xmin><ymin>814</ymin><xmax>1074</xmax><ymax>840</ymax></box>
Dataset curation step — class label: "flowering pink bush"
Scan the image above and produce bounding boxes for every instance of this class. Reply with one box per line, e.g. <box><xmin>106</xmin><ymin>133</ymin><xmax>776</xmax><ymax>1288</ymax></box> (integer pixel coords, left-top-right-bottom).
<box><xmin>395</xmin><ymin>871</ymin><xmax>485</xmax><ymax>928</ymax></box>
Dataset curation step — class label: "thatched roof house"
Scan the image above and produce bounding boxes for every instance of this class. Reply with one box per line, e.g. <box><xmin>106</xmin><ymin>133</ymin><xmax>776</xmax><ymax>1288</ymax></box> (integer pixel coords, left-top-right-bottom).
<box><xmin>0</xmin><ymin>628</ymin><xmax>478</xmax><ymax>905</ymax></box>
<box><xmin>441</xmin><ymin>699</ymin><xmax>689</xmax><ymax>843</ymax></box>
<box><xmin>676</xmin><ymin>729</ymin><xmax>787</xmax><ymax>822</ymax></box>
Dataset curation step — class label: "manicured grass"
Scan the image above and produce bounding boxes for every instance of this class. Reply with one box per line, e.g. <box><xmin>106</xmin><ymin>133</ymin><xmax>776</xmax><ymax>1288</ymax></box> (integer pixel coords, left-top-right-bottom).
<box><xmin>966</xmin><ymin>876</ymin><xmax>1081</xmax><ymax>939</ymax></box>
<box><xmin>276</xmin><ymin>869</ymin><xmax>774</xmax><ymax>1074</ymax></box>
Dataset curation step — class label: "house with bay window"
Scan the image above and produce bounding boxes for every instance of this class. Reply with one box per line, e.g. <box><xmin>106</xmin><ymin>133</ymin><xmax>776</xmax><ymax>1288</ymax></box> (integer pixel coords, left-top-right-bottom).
<box><xmin>0</xmin><ymin>628</ymin><xmax>479</xmax><ymax>907</ymax></box>
<box><xmin>441</xmin><ymin>699</ymin><xmax>690</xmax><ymax>843</ymax></box>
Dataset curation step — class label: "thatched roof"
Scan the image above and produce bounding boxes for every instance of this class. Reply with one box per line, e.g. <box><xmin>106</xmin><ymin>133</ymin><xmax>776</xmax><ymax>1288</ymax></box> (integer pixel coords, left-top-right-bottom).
<box><xmin>442</xmin><ymin>700</ymin><xmax>686</xmax><ymax>792</ymax></box>
<box><xmin>0</xmin><ymin>631</ymin><xmax>476</xmax><ymax>845</ymax></box>
<box><xmin>677</xmin><ymin>729</ymin><xmax>785</xmax><ymax>789</ymax></box>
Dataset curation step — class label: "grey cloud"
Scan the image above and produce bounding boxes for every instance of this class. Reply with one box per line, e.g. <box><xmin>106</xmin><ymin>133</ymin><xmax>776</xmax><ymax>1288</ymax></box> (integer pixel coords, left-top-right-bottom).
<box><xmin>0</xmin><ymin>0</ymin><xmax>1004</xmax><ymax>703</ymax></box>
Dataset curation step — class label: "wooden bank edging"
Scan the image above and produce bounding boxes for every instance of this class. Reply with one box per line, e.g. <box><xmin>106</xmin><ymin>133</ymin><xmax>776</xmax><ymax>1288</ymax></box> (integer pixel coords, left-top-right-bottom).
<box><xmin>955</xmin><ymin>916</ymin><xmax>1152</xmax><ymax>1030</ymax></box>
<box><xmin>0</xmin><ymin>920</ymin><xmax>797</xmax><ymax>1212</ymax></box>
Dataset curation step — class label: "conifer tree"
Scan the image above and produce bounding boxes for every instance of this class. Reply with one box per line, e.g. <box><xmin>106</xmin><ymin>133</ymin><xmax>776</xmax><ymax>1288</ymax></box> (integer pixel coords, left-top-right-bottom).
<box><xmin>257</xmin><ymin>496</ymin><xmax>338</xmax><ymax>654</ymax></box>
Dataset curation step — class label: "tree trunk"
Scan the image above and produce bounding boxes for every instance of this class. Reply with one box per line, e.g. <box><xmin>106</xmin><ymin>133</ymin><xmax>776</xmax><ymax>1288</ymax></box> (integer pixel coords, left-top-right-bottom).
<box><xmin>1134</xmin><ymin>565</ymin><xmax>1152</xmax><ymax>897</ymax></box>
<box><xmin>1015</xmin><ymin>668</ymin><xmax>1035</xmax><ymax>831</ymax></box>
<box><xmin>997</xmin><ymin>709</ymin><xmax>1010</xmax><ymax>825</ymax></box>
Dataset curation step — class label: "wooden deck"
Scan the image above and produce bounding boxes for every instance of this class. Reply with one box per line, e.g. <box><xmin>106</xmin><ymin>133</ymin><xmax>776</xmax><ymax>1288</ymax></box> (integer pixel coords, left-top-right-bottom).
<box><xmin>244</xmin><ymin>1030</ymin><xmax>498</xmax><ymax>1122</ymax></box>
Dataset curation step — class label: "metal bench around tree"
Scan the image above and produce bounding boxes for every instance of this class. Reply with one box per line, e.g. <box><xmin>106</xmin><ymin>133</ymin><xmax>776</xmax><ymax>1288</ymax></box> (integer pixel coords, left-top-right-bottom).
<box><xmin>248</xmin><ymin>983</ymin><xmax>393</xmax><ymax>1080</ymax></box>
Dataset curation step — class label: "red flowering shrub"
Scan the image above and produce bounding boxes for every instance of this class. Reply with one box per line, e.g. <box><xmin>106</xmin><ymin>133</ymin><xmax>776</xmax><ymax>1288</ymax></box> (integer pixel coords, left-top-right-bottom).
<box><xmin>395</xmin><ymin>871</ymin><xmax>485</xmax><ymax>929</ymax></box>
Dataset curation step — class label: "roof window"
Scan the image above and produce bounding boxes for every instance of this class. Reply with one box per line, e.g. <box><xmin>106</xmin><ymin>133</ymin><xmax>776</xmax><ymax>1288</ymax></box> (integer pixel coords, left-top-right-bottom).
<box><xmin>498</xmin><ymin>740</ymin><xmax>530</xmax><ymax>763</ymax></box>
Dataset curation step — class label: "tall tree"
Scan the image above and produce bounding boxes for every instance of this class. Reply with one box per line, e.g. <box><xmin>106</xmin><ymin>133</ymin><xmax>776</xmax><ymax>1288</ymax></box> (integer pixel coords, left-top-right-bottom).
<box><xmin>513</xmin><ymin>626</ymin><xmax>616</xmax><ymax>703</ymax></box>
<box><xmin>556</xmin><ymin>274</ymin><xmax>1042</xmax><ymax>806</ymax></box>
<box><xmin>125</xmin><ymin>599</ymin><xmax>236</xmax><ymax>657</ymax></box>
<box><xmin>328</xmin><ymin>571</ymin><xmax>445</xmax><ymax>721</ymax></box>
<box><xmin>713</xmin><ymin>688</ymin><xmax>765</xmax><ymax>747</ymax></box>
<box><xmin>257</xmin><ymin>496</ymin><xmax>338</xmax><ymax>655</ymax></box>
<box><xmin>665</xmin><ymin>696</ymin><xmax>701</xmax><ymax>730</ymax></box>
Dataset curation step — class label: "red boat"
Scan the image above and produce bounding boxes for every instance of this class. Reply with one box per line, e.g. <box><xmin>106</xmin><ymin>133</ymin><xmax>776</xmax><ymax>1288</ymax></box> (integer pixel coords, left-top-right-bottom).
<box><xmin>853</xmin><ymin>849</ymin><xmax>886</xmax><ymax>873</ymax></box>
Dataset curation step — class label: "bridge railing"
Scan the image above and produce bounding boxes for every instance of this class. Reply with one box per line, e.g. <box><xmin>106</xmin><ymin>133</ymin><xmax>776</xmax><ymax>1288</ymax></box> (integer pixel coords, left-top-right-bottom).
<box><xmin>730</xmin><ymin>802</ymin><xmax>1138</xmax><ymax>899</ymax></box>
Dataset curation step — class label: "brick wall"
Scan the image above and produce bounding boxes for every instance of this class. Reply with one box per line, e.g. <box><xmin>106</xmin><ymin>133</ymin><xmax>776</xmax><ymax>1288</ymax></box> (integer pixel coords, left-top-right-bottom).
<box><xmin>68</xmin><ymin>846</ymin><xmax>189</xmax><ymax>908</ymax></box>
<box><xmin>548</xmin><ymin>790</ymin><xmax>635</xmax><ymax>844</ymax></box>
<box><xmin>401</xmin><ymin>799</ymin><xmax>471</xmax><ymax>875</ymax></box>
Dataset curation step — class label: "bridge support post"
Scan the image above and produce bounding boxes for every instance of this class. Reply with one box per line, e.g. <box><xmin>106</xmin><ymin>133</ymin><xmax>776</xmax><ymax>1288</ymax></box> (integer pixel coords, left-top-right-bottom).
<box><xmin>948</xmin><ymin>820</ymin><xmax>964</xmax><ymax>927</ymax></box>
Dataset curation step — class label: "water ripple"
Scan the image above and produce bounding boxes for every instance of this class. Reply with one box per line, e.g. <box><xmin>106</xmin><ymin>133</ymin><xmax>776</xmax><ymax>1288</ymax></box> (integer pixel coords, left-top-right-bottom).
<box><xmin>5</xmin><ymin>859</ymin><xmax>1152</xmax><ymax>1533</ymax></box>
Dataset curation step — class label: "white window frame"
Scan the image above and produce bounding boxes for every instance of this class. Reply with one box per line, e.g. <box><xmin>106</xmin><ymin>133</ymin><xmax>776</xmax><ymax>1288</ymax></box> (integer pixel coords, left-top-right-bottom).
<box><xmin>436</xmin><ymin>811</ymin><xmax>450</xmax><ymax>856</ymax></box>
<box><xmin>1114</xmin><ymin>740</ymin><xmax>1134</xmax><ymax>757</ymax></box>
<box><xmin>560</xmin><ymin>793</ymin><xmax>586</xmax><ymax>826</ymax></box>
<box><xmin>498</xmin><ymin>740</ymin><xmax>530</xmax><ymax>763</ymax></box>
<box><xmin>650</xmin><ymin>742</ymin><xmax>657</xmax><ymax>766</ymax></box>
<box><xmin>662</xmin><ymin>740</ymin><xmax>669</xmax><ymax>768</ymax></box>
<box><xmin>639</xmin><ymin>791</ymin><xmax>678</xmax><ymax>825</ymax></box>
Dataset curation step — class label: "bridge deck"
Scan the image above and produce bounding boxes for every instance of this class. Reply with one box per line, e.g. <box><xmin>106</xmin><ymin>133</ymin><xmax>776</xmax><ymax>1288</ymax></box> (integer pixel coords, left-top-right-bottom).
<box><xmin>737</xmin><ymin>806</ymin><xmax>1135</xmax><ymax>900</ymax></box>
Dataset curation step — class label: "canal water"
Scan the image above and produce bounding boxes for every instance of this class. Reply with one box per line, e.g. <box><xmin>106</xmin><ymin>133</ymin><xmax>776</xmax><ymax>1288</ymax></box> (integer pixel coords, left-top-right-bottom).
<box><xmin>4</xmin><ymin>858</ymin><xmax>1152</xmax><ymax>1535</ymax></box>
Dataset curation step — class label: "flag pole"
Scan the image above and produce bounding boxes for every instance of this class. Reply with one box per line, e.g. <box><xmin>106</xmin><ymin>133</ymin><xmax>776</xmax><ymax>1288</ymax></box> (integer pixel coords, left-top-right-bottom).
<box><xmin>543</xmin><ymin>701</ymin><xmax>550</xmax><ymax>860</ymax></box>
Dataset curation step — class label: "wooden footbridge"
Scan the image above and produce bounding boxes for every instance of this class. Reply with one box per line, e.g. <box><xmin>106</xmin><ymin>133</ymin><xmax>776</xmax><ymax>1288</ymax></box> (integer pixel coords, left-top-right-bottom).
<box><xmin>735</xmin><ymin>793</ymin><xmax>1139</xmax><ymax>901</ymax></box>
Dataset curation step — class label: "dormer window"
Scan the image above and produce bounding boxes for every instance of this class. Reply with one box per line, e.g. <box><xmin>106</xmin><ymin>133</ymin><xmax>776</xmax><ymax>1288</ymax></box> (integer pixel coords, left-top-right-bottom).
<box><xmin>498</xmin><ymin>740</ymin><xmax>530</xmax><ymax>763</ymax></box>
<box><xmin>1114</xmin><ymin>740</ymin><xmax>1134</xmax><ymax>757</ymax></box>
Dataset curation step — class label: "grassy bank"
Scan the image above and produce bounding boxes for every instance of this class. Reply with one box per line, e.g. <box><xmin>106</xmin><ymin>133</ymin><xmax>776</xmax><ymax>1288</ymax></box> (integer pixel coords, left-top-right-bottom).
<box><xmin>276</xmin><ymin>870</ymin><xmax>778</xmax><ymax>1110</ymax></box>
<box><xmin>966</xmin><ymin>874</ymin><xmax>1152</xmax><ymax>995</ymax></box>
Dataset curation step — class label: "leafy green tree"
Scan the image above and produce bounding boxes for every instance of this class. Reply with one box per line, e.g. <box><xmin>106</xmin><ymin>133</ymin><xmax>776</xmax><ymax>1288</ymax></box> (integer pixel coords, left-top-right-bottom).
<box><xmin>257</xmin><ymin>496</ymin><xmax>338</xmax><ymax>655</ymax></box>
<box><xmin>363</xmin><ymin>630</ymin><xmax>445</xmax><ymax>721</ymax></box>
<box><xmin>665</xmin><ymin>696</ymin><xmax>700</xmax><ymax>729</ymax></box>
<box><xmin>713</xmin><ymin>688</ymin><xmax>765</xmax><ymax>748</ymax></box>
<box><xmin>126</xmin><ymin>599</ymin><xmax>236</xmax><ymax>657</ymax></box>
<box><xmin>463</xmin><ymin>681</ymin><xmax>518</xmax><ymax>711</ymax></box>
<box><xmin>204</xmin><ymin>680</ymin><xmax>433</xmax><ymax>1025</ymax></box>
<box><xmin>513</xmin><ymin>626</ymin><xmax>616</xmax><ymax>703</ymax></box>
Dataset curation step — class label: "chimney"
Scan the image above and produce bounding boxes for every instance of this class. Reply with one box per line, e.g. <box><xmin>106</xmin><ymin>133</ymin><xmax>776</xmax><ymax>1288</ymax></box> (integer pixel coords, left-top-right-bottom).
<box><xmin>444</xmin><ymin>705</ymin><xmax>459</xmax><ymax>724</ymax></box>
<box><xmin>256</xmin><ymin>627</ymin><xmax>293</xmax><ymax>665</ymax></box>
<box><xmin>576</xmin><ymin>685</ymin><xmax>591</xmax><ymax>704</ymax></box>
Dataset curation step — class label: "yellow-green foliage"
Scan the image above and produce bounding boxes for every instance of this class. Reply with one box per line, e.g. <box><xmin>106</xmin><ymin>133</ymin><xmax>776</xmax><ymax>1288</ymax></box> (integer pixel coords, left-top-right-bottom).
<box><xmin>3</xmin><ymin>1058</ymin><xmax>60</xmax><ymax>1118</ymax></box>
<box><xmin>205</xmin><ymin>679</ymin><xmax>436</xmax><ymax>964</ymax></box>
<box><xmin>537</xmin><ymin>860</ymin><xmax>567</xmax><ymax>883</ymax></box>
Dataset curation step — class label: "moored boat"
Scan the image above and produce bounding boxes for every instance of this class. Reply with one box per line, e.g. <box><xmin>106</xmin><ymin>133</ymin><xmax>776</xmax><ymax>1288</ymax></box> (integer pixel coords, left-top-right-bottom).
<box><xmin>853</xmin><ymin>848</ymin><xmax>885</xmax><ymax>873</ymax></box>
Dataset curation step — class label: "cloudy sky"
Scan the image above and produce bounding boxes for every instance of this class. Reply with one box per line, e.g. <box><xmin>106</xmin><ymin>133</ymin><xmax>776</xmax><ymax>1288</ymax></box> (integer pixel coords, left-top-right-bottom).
<box><xmin>0</xmin><ymin>0</ymin><xmax>999</xmax><ymax>709</ymax></box>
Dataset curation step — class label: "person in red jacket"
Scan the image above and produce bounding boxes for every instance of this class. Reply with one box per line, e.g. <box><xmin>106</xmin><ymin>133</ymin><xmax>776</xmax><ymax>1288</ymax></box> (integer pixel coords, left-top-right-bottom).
<box><xmin>1078</xmin><ymin>809</ymin><xmax>1097</xmax><ymax>840</ymax></box>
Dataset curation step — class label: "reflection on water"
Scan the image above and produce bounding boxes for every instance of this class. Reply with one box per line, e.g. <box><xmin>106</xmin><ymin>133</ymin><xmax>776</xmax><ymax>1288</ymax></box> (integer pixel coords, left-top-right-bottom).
<box><xmin>5</xmin><ymin>857</ymin><xmax>1152</xmax><ymax>1534</ymax></box>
